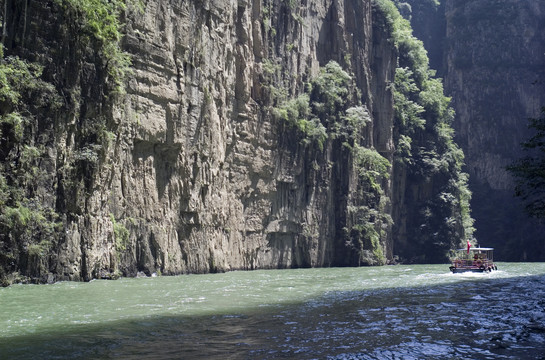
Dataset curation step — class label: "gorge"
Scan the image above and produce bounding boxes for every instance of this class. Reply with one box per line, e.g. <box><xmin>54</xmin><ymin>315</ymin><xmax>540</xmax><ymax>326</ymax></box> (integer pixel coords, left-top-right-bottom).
<box><xmin>404</xmin><ymin>0</ymin><xmax>545</xmax><ymax>261</ymax></box>
<box><xmin>0</xmin><ymin>0</ymin><xmax>542</xmax><ymax>286</ymax></box>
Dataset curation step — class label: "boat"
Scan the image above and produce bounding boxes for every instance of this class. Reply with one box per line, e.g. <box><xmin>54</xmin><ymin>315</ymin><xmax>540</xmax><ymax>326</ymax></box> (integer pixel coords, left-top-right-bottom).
<box><xmin>449</xmin><ymin>246</ymin><xmax>497</xmax><ymax>273</ymax></box>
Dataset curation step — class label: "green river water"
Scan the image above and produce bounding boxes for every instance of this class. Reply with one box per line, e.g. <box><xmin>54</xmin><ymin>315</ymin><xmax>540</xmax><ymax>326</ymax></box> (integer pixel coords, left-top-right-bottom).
<box><xmin>1</xmin><ymin>263</ymin><xmax>545</xmax><ymax>359</ymax></box>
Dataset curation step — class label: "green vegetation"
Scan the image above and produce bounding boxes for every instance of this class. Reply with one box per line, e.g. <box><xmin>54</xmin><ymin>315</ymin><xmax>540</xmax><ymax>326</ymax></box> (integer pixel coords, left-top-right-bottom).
<box><xmin>346</xmin><ymin>144</ymin><xmax>392</xmax><ymax>265</ymax></box>
<box><xmin>272</xmin><ymin>61</ymin><xmax>390</xmax><ymax>265</ymax></box>
<box><xmin>0</xmin><ymin>0</ymin><xmax>135</xmax><ymax>284</ymax></box>
<box><xmin>273</xmin><ymin>94</ymin><xmax>327</xmax><ymax>150</ymax></box>
<box><xmin>55</xmin><ymin>0</ymin><xmax>137</xmax><ymax>93</ymax></box>
<box><xmin>374</xmin><ymin>0</ymin><xmax>473</xmax><ymax>262</ymax></box>
<box><xmin>507</xmin><ymin>107</ymin><xmax>545</xmax><ymax>218</ymax></box>
<box><xmin>111</xmin><ymin>214</ymin><xmax>130</xmax><ymax>252</ymax></box>
<box><xmin>0</xmin><ymin>42</ymin><xmax>63</xmax><ymax>283</ymax></box>
<box><xmin>273</xmin><ymin>61</ymin><xmax>363</xmax><ymax>150</ymax></box>
<box><xmin>353</xmin><ymin>144</ymin><xmax>391</xmax><ymax>192</ymax></box>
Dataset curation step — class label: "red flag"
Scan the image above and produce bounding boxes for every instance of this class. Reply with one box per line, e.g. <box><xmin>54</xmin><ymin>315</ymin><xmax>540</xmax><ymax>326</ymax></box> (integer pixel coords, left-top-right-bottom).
<box><xmin>467</xmin><ymin>240</ymin><xmax>471</xmax><ymax>254</ymax></box>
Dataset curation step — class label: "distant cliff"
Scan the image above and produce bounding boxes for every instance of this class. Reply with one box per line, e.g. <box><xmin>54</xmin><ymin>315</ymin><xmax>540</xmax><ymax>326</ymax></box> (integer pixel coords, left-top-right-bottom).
<box><xmin>0</xmin><ymin>0</ymin><xmax>470</xmax><ymax>285</ymax></box>
<box><xmin>403</xmin><ymin>0</ymin><xmax>545</xmax><ymax>261</ymax></box>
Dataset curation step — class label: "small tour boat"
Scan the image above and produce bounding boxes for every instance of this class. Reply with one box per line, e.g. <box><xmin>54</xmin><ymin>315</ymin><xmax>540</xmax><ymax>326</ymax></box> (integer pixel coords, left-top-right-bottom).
<box><xmin>449</xmin><ymin>245</ymin><xmax>497</xmax><ymax>273</ymax></box>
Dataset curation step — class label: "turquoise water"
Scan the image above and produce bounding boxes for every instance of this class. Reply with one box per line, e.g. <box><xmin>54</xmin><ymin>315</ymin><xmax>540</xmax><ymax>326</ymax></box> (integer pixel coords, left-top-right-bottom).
<box><xmin>1</xmin><ymin>263</ymin><xmax>545</xmax><ymax>359</ymax></box>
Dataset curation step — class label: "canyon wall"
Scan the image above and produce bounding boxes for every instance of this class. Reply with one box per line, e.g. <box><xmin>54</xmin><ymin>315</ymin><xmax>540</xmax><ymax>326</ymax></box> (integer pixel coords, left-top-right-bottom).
<box><xmin>406</xmin><ymin>0</ymin><xmax>545</xmax><ymax>260</ymax></box>
<box><xmin>0</xmin><ymin>0</ymin><xmax>469</xmax><ymax>284</ymax></box>
<box><xmin>444</xmin><ymin>0</ymin><xmax>545</xmax><ymax>260</ymax></box>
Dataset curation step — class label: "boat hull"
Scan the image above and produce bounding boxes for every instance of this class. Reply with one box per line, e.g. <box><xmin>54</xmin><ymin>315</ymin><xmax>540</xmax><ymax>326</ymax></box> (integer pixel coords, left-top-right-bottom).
<box><xmin>449</xmin><ymin>266</ymin><xmax>496</xmax><ymax>273</ymax></box>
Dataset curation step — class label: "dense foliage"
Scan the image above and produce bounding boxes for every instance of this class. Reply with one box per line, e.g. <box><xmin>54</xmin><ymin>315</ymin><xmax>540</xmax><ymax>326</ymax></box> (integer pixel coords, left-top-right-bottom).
<box><xmin>374</xmin><ymin>0</ymin><xmax>473</xmax><ymax>262</ymax></box>
<box><xmin>507</xmin><ymin>107</ymin><xmax>545</xmax><ymax>218</ymax></box>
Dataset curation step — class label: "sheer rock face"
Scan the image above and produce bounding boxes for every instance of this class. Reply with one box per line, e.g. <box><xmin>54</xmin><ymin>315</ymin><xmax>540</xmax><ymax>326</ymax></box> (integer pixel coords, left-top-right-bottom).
<box><xmin>28</xmin><ymin>0</ymin><xmax>395</xmax><ymax>280</ymax></box>
<box><xmin>402</xmin><ymin>0</ymin><xmax>545</xmax><ymax>260</ymax></box>
<box><xmin>444</xmin><ymin>0</ymin><xmax>545</xmax><ymax>188</ymax></box>
<box><xmin>442</xmin><ymin>0</ymin><xmax>545</xmax><ymax>259</ymax></box>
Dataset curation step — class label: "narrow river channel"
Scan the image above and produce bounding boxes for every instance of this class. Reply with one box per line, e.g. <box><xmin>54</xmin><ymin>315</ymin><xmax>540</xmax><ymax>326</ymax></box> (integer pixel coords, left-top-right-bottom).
<box><xmin>1</xmin><ymin>263</ymin><xmax>545</xmax><ymax>359</ymax></box>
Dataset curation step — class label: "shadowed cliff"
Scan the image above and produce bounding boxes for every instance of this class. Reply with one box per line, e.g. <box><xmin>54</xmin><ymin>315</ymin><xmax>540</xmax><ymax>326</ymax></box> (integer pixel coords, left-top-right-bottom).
<box><xmin>403</xmin><ymin>0</ymin><xmax>545</xmax><ymax>261</ymax></box>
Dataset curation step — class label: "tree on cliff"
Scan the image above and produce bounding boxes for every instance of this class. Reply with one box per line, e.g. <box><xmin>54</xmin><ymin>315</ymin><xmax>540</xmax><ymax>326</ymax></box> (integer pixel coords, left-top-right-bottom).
<box><xmin>507</xmin><ymin>107</ymin><xmax>545</xmax><ymax>218</ymax></box>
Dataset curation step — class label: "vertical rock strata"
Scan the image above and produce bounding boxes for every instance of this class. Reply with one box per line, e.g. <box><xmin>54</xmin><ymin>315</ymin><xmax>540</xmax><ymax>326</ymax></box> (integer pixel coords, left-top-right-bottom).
<box><xmin>443</xmin><ymin>0</ymin><xmax>545</xmax><ymax>259</ymax></box>
<box><xmin>107</xmin><ymin>0</ymin><xmax>395</xmax><ymax>277</ymax></box>
<box><xmin>401</xmin><ymin>0</ymin><xmax>545</xmax><ymax>260</ymax></box>
<box><xmin>0</xmin><ymin>0</ymin><xmax>468</xmax><ymax>283</ymax></box>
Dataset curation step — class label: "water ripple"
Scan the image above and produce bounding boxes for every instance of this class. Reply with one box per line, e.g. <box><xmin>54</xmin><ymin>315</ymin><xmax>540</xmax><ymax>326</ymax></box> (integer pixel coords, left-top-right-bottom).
<box><xmin>1</xmin><ymin>263</ymin><xmax>545</xmax><ymax>359</ymax></box>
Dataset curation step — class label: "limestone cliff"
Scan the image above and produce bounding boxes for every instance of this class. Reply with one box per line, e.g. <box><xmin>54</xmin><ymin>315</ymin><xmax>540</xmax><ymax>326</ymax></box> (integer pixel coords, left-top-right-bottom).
<box><xmin>104</xmin><ymin>0</ymin><xmax>396</xmax><ymax>277</ymax></box>
<box><xmin>0</xmin><ymin>0</ymin><xmax>469</xmax><ymax>284</ymax></box>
